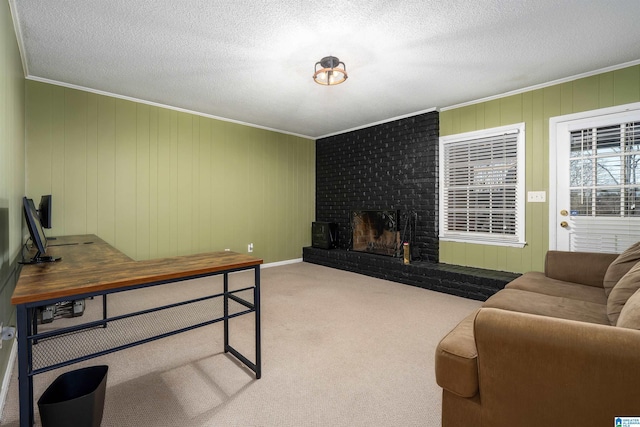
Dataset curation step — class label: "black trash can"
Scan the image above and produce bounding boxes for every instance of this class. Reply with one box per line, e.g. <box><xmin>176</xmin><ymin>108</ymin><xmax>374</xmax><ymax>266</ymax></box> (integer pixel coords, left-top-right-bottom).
<box><xmin>37</xmin><ymin>365</ymin><xmax>108</xmax><ymax>427</ymax></box>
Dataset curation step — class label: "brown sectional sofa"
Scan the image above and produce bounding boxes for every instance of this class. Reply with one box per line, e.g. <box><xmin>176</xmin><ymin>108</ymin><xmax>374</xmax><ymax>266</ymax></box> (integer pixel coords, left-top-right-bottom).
<box><xmin>435</xmin><ymin>248</ymin><xmax>640</xmax><ymax>427</ymax></box>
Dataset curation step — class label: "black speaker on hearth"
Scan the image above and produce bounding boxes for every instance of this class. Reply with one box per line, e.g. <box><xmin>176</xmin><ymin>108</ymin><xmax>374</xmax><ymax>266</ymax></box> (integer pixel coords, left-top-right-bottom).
<box><xmin>312</xmin><ymin>222</ymin><xmax>337</xmax><ymax>249</ymax></box>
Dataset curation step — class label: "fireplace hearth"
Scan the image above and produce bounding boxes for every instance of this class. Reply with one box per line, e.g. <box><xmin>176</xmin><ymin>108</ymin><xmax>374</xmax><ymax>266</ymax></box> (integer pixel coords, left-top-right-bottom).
<box><xmin>303</xmin><ymin>246</ymin><xmax>520</xmax><ymax>301</ymax></box>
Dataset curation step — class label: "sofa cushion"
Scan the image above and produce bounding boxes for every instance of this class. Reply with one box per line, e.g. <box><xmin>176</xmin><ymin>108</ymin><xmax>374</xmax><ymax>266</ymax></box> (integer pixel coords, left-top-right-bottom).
<box><xmin>544</xmin><ymin>251</ymin><xmax>618</xmax><ymax>288</ymax></box>
<box><xmin>617</xmin><ymin>288</ymin><xmax>640</xmax><ymax>330</ymax></box>
<box><xmin>607</xmin><ymin>262</ymin><xmax>640</xmax><ymax>325</ymax></box>
<box><xmin>482</xmin><ymin>289</ymin><xmax>610</xmax><ymax>325</ymax></box>
<box><xmin>506</xmin><ymin>272</ymin><xmax>607</xmax><ymax>304</ymax></box>
<box><xmin>435</xmin><ymin>310</ymin><xmax>479</xmax><ymax>398</ymax></box>
<box><xmin>603</xmin><ymin>242</ymin><xmax>640</xmax><ymax>297</ymax></box>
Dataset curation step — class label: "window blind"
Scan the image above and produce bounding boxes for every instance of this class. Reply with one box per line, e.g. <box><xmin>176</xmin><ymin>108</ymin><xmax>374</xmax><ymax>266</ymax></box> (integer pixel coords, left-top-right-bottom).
<box><xmin>570</xmin><ymin>217</ymin><xmax>640</xmax><ymax>253</ymax></box>
<box><xmin>440</xmin><ymin>125</ymin><xmax>525</xmax><ymax>246</ymax></box>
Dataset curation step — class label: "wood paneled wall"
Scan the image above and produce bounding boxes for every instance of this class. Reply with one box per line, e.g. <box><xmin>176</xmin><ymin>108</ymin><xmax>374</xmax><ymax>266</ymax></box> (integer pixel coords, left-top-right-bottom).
<box><xmin>1</xmin><ymin>0</ymin><xmax>26</xmax><ymax>398</ymax></box>
<box><xmin>25</xmin><ymin>81</ymin><xmax>315</xmax><ymax>263</ymax></box>
<box><xmin>440</xmin><ymin>65</ymin><xmax>640</xmax><ymax>273</ymax></box>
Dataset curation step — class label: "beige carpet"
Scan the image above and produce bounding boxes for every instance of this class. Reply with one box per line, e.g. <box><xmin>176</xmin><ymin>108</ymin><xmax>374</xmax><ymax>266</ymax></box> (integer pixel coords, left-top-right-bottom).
<box><xmin>1</xmin><ymin>262</ymin><xmax>480</xmax><ymax>427</ymax></box>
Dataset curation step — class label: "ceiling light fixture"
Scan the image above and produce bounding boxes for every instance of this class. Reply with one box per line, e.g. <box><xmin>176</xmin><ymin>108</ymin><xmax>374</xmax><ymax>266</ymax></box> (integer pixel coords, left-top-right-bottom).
<box><xmin>313</xmin><ymin>56</ymin><xmax>348</xmax><ymax>86</ymax></box>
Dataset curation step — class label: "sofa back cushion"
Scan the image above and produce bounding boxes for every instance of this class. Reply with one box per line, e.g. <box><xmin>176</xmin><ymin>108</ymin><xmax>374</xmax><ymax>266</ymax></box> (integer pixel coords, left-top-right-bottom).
<box><xmin>607</xmin><ymin>261</ymin><xmax>640</xmax><ymax>325</ymax></box>
<box><xmin>603</xmin><ymin>242</ymin><xmax>640</xmax><ymax>297</ymax></box>
<box><xmin>617</xmin><ymin>288</ymin><xmax>640</xmax><ymax>329</ymax></box>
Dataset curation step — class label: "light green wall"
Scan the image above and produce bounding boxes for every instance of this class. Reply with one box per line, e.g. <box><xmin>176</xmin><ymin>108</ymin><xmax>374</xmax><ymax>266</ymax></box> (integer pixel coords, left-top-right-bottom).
<box><xmin>1</xmin><ymin>0</ymin><xmax>25</xmax><ymax>402</ymax></box>
<box><xmin>25</xmin><ymin>81</ymin><xmax>315</xmax><ymax>263</ymax></box>
<box><xmin>440</xmin><ymin>65</ymin><xmax>640</xmax><ymax>273</ymax></box>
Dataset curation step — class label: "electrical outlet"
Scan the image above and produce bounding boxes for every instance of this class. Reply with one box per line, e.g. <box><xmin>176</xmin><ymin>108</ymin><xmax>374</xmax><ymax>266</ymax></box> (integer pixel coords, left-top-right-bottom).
<box><xmin>0</xmin><ymin>322</ymin><xmax>15</xmax><ymax>349</ymax></box>
<box><xmin>1</xmin><ymin>325</ymin><xmax>15</xmax><ymax>343</ymax></box>
<box><xmin>248</xmin><ymin>243</ymin><xmax>253</xmax><ymax>253</ymax></box>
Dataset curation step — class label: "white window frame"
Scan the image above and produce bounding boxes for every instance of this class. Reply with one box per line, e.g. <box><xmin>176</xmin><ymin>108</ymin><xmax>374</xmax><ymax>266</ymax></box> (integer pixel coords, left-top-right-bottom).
<box><xmin>439</xmin><ymin>123</ymin><xmax>526</xmax><ymax>247</ymax></box>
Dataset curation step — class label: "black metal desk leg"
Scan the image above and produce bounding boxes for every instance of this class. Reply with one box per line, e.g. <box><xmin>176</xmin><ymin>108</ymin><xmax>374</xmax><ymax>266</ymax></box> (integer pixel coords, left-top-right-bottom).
<box><xmin>254</xmin><ymin>266</ymin><xmax>261</xmax><ymax>379</ymax></box>
<box><xmin>17</xmin><ymin>304</ymin><xmax>33</xmax><ymax>427</ymax></box>
<box><xmin>223</xmin><ymin>272</ymin><xmax>229</xmax><ymax>352</ymax></box>
<box><xmin>31</xmin><ymin>309</ymin><xmax>37</xmax><ymax>337</ymax></box>
<box><xmin>103</xmin><ymin>294</ymin><xmax>108</xmax><ymax>328</ymax></box>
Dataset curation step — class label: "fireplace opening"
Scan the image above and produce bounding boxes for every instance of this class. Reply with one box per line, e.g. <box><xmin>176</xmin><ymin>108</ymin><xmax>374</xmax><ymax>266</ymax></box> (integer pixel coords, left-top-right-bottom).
<box><xmin>350</xmin><ymin>210</ymin><xmax>400</xmax><ymax>257</ymax></box>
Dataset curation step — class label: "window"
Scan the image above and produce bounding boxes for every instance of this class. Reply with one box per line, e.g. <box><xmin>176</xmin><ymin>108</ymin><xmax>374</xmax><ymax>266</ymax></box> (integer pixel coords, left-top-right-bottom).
<box><xmin>439</xmin><ymin>123</ymin><xmax>526</xmax><ymax>247</ymax></box>
<box><xmin>570</xmin><ymin>122</ymin><xmax>640</xmax><ymax>217</ymax></box>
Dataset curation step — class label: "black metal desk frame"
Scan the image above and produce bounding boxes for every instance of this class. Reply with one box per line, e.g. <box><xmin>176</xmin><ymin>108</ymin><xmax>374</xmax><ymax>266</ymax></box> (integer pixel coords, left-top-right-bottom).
<box><xmin>16</xmin><ymin>265</ymin><xmax>261</xmax><ymax>427</ymax></box>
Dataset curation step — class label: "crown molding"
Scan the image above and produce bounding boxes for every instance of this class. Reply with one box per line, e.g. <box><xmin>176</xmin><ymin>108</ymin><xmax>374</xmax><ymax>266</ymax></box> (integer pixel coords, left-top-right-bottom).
<box><xmin>25</xmin><ymin>76</ymin><xmax>316</xmax><ymax>140</ymax></box>
<box><xmin>441</xmin><ymin>59</ymin><xmax>640</xmax><ymax>112</ymax></box>
<box><xmin>315</xmin><ymin>107</ymin><xmax>439</xmax><ymax>140</ymax></box>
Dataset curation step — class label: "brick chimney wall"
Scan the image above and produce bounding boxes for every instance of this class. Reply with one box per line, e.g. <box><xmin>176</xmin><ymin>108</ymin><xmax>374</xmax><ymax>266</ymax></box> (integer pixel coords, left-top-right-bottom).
<box><xmin>315</xmin><ymin>110</ymin><xmax>439</xmax><ymax>262</ymax></box>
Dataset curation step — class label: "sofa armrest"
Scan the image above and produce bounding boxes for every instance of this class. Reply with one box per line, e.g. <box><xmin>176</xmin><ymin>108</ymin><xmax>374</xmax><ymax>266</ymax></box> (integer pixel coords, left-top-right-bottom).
<box><xmin>544</xmin><ymin>250</ymin><xmax>618</xmax><ymax>287</ymax></box>
<box><xmin>435</xmin><ymin>310</ymin><xmax>479</xmax><ymax>398</ymax></box>
<box><xmin>474</xmin><ymin>308</ymin><xmax>640</xmax><ymax>427</ymax></box>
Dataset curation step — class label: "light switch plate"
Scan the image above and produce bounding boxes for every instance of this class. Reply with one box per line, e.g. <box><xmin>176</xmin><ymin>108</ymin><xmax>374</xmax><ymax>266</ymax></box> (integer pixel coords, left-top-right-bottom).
<box><xmin>527</xmin><ymin>191</ymin><xmax>546</xmax><ymax>202</ymax></box>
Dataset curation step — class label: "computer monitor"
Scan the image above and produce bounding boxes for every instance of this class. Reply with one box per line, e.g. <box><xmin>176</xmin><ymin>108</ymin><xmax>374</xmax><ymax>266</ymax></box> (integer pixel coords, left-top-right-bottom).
<box><xmin>21</xmin><ymin>197</ymin><xmax>60</xmax><ymax>264</ymax></box>
<box><xmin>38</xmin><ymin>195</ymin><xmax>52</xmax><ymax>228</ymax></box>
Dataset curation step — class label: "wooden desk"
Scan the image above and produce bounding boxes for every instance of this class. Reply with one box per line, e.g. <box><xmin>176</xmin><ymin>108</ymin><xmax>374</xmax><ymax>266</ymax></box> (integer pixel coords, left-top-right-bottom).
<box><xmin>12</xmin><ymin>235</ymin><xmax>262</xmax><ymax>427</ymax></box>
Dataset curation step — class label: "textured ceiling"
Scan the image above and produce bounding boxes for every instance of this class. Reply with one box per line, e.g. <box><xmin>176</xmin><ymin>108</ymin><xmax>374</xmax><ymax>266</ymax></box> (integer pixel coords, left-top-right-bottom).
<box><xmin>10</xmin><ymin>0</ymin><xmax>640</xmax><ymax>139</ymax></box>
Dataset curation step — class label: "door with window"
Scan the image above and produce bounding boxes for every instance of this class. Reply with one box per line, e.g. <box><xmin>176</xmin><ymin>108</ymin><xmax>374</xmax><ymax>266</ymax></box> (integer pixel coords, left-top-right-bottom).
<box><xmin>553</xmin><ymin>106</ymin><xmax>640</xmax><ymax>252</ymax></box>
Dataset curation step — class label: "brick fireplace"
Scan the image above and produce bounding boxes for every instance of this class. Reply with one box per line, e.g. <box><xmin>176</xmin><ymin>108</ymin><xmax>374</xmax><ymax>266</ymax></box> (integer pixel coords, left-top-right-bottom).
<box><xmin>303</xmin><ymin>110</ymin><xmax>519</xmax><ymax>301</ymax></box>
<box><xmin>314</xmin><ymin>111</ymin><xmax>439</xmax><ymax>261</ymax></box>
<box><xmin>316</xmin><ymin>111</ymin><xmax>439</xmax><ymax>262</ymax></box>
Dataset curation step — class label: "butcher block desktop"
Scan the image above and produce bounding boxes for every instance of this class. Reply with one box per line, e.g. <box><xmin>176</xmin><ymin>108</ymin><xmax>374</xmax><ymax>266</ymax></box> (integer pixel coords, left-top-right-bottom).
<box><xmin>13</xmin><ymin>235</ymin><xmax>261</xmax><ymax>303</ymax></box>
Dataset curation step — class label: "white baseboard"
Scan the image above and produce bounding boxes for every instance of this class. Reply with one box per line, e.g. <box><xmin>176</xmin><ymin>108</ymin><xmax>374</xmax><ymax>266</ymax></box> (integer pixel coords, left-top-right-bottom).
<box><xmin>226</xmin><ymin>258</ymin><xmax>302</xmax><ymax>276</ymax></box>
<box><xmin>263</xmin><ymin>258</ymin><xmax>302</xmax><ymax>269</ymax></box>
<box><xmin>0</xmin><ymin>339</ymin><xmax>17</xmax><ymax>422</ymax></box>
